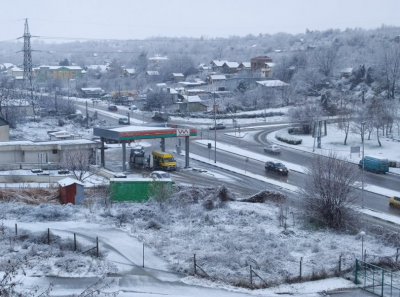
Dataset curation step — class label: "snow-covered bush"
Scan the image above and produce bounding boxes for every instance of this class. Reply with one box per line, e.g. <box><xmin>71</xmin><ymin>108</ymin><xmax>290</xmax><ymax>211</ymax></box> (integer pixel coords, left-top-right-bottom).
<box><xmin>275</xmin><ymin>128</ymin><xmax>302</xmax><ymax>145</ymax></box>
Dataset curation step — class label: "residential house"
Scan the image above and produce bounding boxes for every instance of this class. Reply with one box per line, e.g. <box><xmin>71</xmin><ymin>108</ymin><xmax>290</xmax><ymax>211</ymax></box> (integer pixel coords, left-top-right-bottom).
<box><xmin>198</xmin><ymin>63</ymin><xmax>212</xmax><ymax>71</ymax></box>
<box><xmin>149</xmin><ymin>55</ymin><xmax>168</xmax><ymax>65</ymax></box>
<box><xmin>179</xmin><ymin>95</ymin><xmax>207</xmax><ymax>113</ymax></box>
<box><xmin>48</xmin><ymin>130</ymin><xmax>80</xmax><ymax>141</ymax></box>
<box><xmin>340</xmin><ymin>68</ymin><xmax>353</xmax><ymax>79</ymax></box>
<box><xmin>222</xmin><ymin>62</ymin><xmax>239</xmax><ymax>74</ymax></box>
<box><xmin>146</xmin><ymin>71</ymin><xmax>160</xmax><ymax>76</ymax></box>
<box><xmin>7</xmin><ymin>67</ymin><xmax>24</xmax><ymax>78</ymax></box>
<box><xmin>209</xmin><ymin>74</ymin><xmax>226</xmax><ymax>84</ymax></box>
<box><xmin>261</xmin><ymin>63</ymin><xmax>276</xmax><ymax>78</ymax></box>
<box><xmin>178</xmin><ymin>81</ymin><xmax>205</xmax><ymax>88</ymax></box>
<box><xmin>1</xmin><ymin>63</ymin><xmax>15</xmax><ymax>71</ymax></box>
<box><xmin>34</xmin><ymin>65</ymin><xmax>83</xmax><ymax>82</ymax></box>
<box><xmin>121</xmin><ymin>68</ymin><xmax>135</xmax><ymax>77</ymax></box>
<box><xmin>167</xmin><ymin>88</ymin><xmax>179</xmax><ymax>102</ymax></box>
<box><xmin>238</xmin><ymin>62</ymin><xmax>251</xmax><ymax>72</ymax></box>
<box><xmin>256</xmin><ymin>80</ymin><xmax>289</xmax><ymax>88</ymax></box>
<box><xmin>79</xmin><ymin>87</ymin><xmax>105</xmax><ymax>98</ymax></box>
<box><xmin>251</xmin><ymin>56</ymin><xmax>272</xmax><ymax>72</ymax></box>
<box><xmin>210</xmin><ymin>60</ymin><xmax>228</xmax><ymax>72</ymax></box>
<box><xmin>0</xmin><ymin>117</ymin><xmax>10</xmax><ymax>141</ymax></box>
<box><xmin>224</xmin><ymin>77</ymin><xmax>263</xmax><ymax>92</ymax></box>
<box><xmin>170</xmin><ymin>73</ymin><xmax>185</xmax><ymax>83</ymax></box>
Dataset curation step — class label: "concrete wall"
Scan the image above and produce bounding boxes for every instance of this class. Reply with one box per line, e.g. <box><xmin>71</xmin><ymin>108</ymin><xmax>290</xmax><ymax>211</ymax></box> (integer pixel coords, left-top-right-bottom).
<box><xmin>0</xmin><ymin>174</ymin><xmax>69</xmax><ymax>183</ymax></box>
<box><xmin>0</xmin><ymin>125</ymin><xmax>9</xmax><ymax>141</ymax></box>
<box><xmin>0</xmin><ymin>150</ymin><xmax>24</xmax><ymax>164</ymax></box>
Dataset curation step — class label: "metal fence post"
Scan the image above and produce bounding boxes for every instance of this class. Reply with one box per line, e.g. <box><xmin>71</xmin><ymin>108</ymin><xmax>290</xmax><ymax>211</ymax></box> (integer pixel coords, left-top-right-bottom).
<box><xmin>96</xmin><ymin>237</ymin><xmax>99</xmax><ymax>258</ymax></box>
<box><xmin>396</xmin><ymin>248</ymin><xmax>399</xmax><ymax>262</ymax></box>
<box><xmin>15</xmin><ymin>223</ymin><xmax>17</xmax><ymax>236</ymax></box>
<box><xmin>74</xmin><ymin>233</ymin><xmax>76</xmax><ymax>251</ymax></box>
<box><xmin>300</xmin><ymin>257</ymin><xmax>303</xmax><ymax>281</ymax></box>
<box><xmin>194</xmin><ymin>254</ymin><xmax>196</xmax><ymax>275</ymax></box>
<box><xmin>338</xmin><ymin>255</ymin><xmax>342</xmax><ymax>275</ymax></box>
<box><xmin>355</xmin><ymin>259</ymin><xmax>358</xmax><ymax>284</ymax></box>
<box><xmin>381</xmin><ymin>270</ymin><xmax>384</xmax><ymax>297</ymax></box>
<box><xmin>250</xmin><ymin>265</ymin><xmax>252</xmax><ymax>287</ymax></box>
<box><xmin>47</xmin><ymin>228</ymin><xmax>50</xmax><ymax>244</ymax></box>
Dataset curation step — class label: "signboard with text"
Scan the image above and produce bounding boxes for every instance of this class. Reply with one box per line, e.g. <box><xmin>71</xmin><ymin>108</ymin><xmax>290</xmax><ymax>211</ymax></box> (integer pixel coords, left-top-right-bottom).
<box><xmin>176</xmin><ymin>128</ymin><xmax>190</xmax><ymax>137</ymax></box>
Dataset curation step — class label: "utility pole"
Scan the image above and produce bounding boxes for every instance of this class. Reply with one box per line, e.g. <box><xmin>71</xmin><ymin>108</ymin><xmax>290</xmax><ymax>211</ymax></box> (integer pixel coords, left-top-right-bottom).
<box><xmin>86</xmin><ymin>101</ymin><xmax>89</xmax><ymax>129</ymax></box>
<box><xmin>213</xmin><ymin>90</ymin><xmax>217</xmax><ymax>163</ymax></box>
<box><xmin>361</xmin><ymin>122</ymin><xmax>365</xmax><ymax>209</ymax></box>
<box><xmin>17</xmin><ymin>19</ymin><xmax>37</xmax><ymax>101</ymax></box>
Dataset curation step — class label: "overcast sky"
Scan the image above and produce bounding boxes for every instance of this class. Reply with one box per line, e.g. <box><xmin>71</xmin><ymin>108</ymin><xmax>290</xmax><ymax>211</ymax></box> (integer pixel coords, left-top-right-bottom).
<box><xmin>1</xmin><ymin>0</ymin><xmax>400</xmax><ymax>42</ymax></box>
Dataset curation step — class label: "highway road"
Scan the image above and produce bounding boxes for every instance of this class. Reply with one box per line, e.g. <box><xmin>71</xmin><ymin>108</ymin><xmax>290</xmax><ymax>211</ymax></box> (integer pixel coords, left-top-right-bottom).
<box><xmin>71</xmin><ymin>98</ymin><xmax>400</xmax><ymax>216</ymax></box>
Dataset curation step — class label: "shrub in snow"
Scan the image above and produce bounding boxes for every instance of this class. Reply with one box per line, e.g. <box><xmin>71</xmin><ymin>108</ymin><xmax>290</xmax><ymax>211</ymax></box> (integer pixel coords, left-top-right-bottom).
<box><xmin>275</xmin><ymin>128</ymin><xmax>302</xmax><ymax>145</ymax></box>
<box><xmin>54</xmin><ymin>256</ymin><xmax>88</xmax><ymax>274</ymax></box>
<box><xmin>203</xmin><ymin>199</ymin><xmax>214</xmax><ymax>211</ymax></box>
<box><xmin>146</xmin><ymin>220</ymin><xmax>162</xmax><ymax>230</ymax></box>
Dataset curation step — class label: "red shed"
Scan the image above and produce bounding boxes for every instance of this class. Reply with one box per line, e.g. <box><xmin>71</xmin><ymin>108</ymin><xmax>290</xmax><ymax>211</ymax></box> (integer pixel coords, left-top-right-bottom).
<box><xmin>58</xmin><ymin>177</ymin><xmax>85</xmax><ymax>205</ymax></box>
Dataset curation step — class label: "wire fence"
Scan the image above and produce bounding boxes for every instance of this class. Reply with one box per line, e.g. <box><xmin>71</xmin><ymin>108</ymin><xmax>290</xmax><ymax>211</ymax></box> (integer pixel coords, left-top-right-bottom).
<box><xmin>355</xmin><ymin>259</ymin><xmax>400</xmax><ymax>297</ymax></box>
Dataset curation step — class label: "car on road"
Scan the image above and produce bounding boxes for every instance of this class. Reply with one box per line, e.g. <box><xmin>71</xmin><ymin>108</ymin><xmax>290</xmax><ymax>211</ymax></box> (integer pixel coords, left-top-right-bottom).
<box><xmin>389</xmin><ymin>196</ymin><xmax>400</xmax><ymax>208</ymax></box>
<box><xmin>264</xmin><ymin>145</ymin><xmax>281</xmax><ymax>154</ymax></box>
<box><xmin>58</xmin><ymin>169</ymin><xmax>70</xmax><ymax>174</ymax></box>
<box><xmin>129</xmin><ymin>105</ymin><xmax>137</xmax><ymax>110</ymax></box>
<box><xmin>265</xmin><ymin>161</ymin><xmax>289</xmax><ymax>175</ymax></box>
<box><xmin>209</xmin><ymin>123</ymin><xmax>226</xmax><ymax>130</ymax></box>
<box><xmin>118</xmin><ymin>117</ymin><xmax>129</xmax><ymax>125</ymax></box>
<box><xmin>108</xmin><ymin>105</ymin><xmax>118</xmax><ymax>111</ymax></box>
<box><xmin>149</xmin><ymin>171</ymin><xmax>175</xmax><ymax>183</ymax></box>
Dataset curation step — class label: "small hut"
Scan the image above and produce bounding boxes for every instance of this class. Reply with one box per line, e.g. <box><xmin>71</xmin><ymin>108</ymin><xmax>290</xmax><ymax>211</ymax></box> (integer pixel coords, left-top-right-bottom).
<box><xmin>58</xmin><ymin>177</ymin><xmax>84</xmax><ymax>205</ymax></box>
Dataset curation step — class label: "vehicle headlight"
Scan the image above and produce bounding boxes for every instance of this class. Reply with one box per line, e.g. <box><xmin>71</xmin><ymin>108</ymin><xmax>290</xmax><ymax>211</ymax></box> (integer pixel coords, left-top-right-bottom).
<box><xmin>279</xmin><ymin>169</ymin><xmax>283</xmax><ymax>171</ymax></box>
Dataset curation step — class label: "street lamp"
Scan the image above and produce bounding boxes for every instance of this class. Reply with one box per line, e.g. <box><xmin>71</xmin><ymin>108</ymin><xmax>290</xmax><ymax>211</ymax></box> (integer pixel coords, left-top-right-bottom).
<box><xmin>361</xmin><ymin>122</ymin><xmax>365</xmax><ymax>209</ymax></box>
<box><xmin>360</xmin><ymin>231</ymin><xmax>366</xmax><ymax>261</ymax></box>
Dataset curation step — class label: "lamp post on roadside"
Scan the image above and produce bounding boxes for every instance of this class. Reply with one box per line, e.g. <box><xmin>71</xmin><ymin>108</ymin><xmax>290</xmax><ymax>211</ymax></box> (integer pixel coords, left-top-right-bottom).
<box><xmin>361</xmin><ymin>122</ymin><xmax>365</xmax><ymax>209</ymax></box>
<box><xmin>360</xmin><ymin>231</ymin><xmax>366</xmax><ymax>261</ymax></box>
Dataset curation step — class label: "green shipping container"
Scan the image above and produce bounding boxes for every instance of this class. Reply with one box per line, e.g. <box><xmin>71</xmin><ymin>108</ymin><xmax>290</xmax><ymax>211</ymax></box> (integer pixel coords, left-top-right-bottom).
<box><xmin>109</xmin><ymin>178</ymin><xmax>173</xmax><ymax>202</ymax></box>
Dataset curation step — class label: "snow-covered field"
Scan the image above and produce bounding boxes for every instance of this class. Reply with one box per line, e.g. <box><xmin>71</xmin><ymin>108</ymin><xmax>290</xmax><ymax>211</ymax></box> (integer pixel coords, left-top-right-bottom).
<box><xmin>2</xmin><ymin>110</ymin><xmax>400</xmax><ymax>296</ymax></box>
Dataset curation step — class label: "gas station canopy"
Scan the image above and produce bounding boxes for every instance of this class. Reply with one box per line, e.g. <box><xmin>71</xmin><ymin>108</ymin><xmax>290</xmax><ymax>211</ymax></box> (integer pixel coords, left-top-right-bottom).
<box><xmin>93</xmin><ymin>126</ymin><xmax>197</xmax><ymax>142</ymax></box>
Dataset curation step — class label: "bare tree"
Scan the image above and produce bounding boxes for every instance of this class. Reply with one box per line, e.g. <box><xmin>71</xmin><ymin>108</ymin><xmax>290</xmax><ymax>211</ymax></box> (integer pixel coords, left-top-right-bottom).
<box><xmin>312</xmin><ymin>44</ymin><xmax>340</xmax><ymax>77</ymax></box>
<box><xmin>288</xmin><ymin>101</ymin><xmax>324</xmax><ymax>134</ymax></box>
<box><xmin>337</xmin><ymin>109</ymin><xmax>353</xmax><ymax>145</ymax></box>
<box><xmin>379</xmin><ymin>42</ymin><xmax>400</xmax><ymax>99</ymax></box>
<box><xmin>60</xmin><ymin>149</ymin><xmax>95</xmax><ymax>181</ymax></box>
<box><xmin>301</xmin><ymin>151</ymin><xmax>360</xmax><ymax>229</ymax></box>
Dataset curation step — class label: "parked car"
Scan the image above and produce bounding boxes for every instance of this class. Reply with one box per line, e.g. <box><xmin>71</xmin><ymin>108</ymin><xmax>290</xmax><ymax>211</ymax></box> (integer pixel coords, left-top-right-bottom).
<box><xmin>108</xmin><ymin>105</ymin><xmax>118</xmax><ymax>111</ymax></box>
<box><xmin>129</xmin><ymin>105</ymin><xmax>137</xmax><ymax>110</ymax></box>
<box><xmin>209</xmin><ymin>123</ymin><xmax>226</xmax><ymax>130</ymax></box>
<box><xmin>264</xmin><ymin>145</ymin><xmax>281</xmax><ymax>154</ymax></box>
<box><xmin>265</xmin><ymin>161</ymin><xmax>289</xmax><ymax>175</ymax></box>
<box><xmin>118</xmin><ymin>117</ymin><xmax>129</xmax><ymax>125</ymax></box>
<box><xmin>389</xmin><ymin>196</ymin><xmax>400</xmax><ymax>208</ymax></box>
<box><xmin>58</xmin><ymin>169</ymin><xmax>70</xmax><ymax>174</ymax></box>
<box><xmin>149</xmin><ymin>171</ymin><xmax>174</xmax><ymax>183</ymax></box>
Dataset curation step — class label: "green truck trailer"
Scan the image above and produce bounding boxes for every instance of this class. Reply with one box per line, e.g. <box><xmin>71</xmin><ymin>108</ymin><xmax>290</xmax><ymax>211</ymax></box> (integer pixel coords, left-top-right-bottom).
<box><xmin>358</xmin><ymin>156</ymin><xmax>389</xmax><ymax>174</ymax></box>
<box><xmin>110</xmin><ymin>178</ymin><xmax>173</xmax><ymax>202</ymax></box>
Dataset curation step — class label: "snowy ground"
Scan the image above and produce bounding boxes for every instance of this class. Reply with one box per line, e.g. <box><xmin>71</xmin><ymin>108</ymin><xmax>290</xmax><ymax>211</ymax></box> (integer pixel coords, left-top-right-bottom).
<box><xmin>2</xmin><ymin>108</ymin><xmax>399</xmax><ymax>296</ymax></box>
<box><xmin>267</xmin><ymin>123</ymin><xmax>400</xmax><ymax>169</ymax></box>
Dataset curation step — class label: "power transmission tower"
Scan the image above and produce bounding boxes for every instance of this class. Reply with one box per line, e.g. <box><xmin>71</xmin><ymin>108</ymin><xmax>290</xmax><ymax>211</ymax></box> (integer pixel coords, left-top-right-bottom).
<box><xmin>17</xmin><ymin>18</ymin><xmax>37</xmax><ymax>100</ymax></box>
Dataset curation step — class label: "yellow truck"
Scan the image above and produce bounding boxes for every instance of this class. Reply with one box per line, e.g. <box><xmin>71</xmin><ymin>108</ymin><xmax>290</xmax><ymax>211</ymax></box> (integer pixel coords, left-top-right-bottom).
<box><xmin>152</xmin><ymin>151</ymin><xmax>177</xmax><ymax>171</ymax></box>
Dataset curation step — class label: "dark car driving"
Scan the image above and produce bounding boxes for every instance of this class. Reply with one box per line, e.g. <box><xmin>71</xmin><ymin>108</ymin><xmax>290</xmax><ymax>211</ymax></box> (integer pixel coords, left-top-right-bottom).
<box><xmin>265</xmin><ymin>161</ymin><xmax>289</xmax><ymax>175</ymax></box>
<box><xmin>108</xmin><ymin>105</ymin><xmax>118</xmax><ymax>111</ymax></box>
